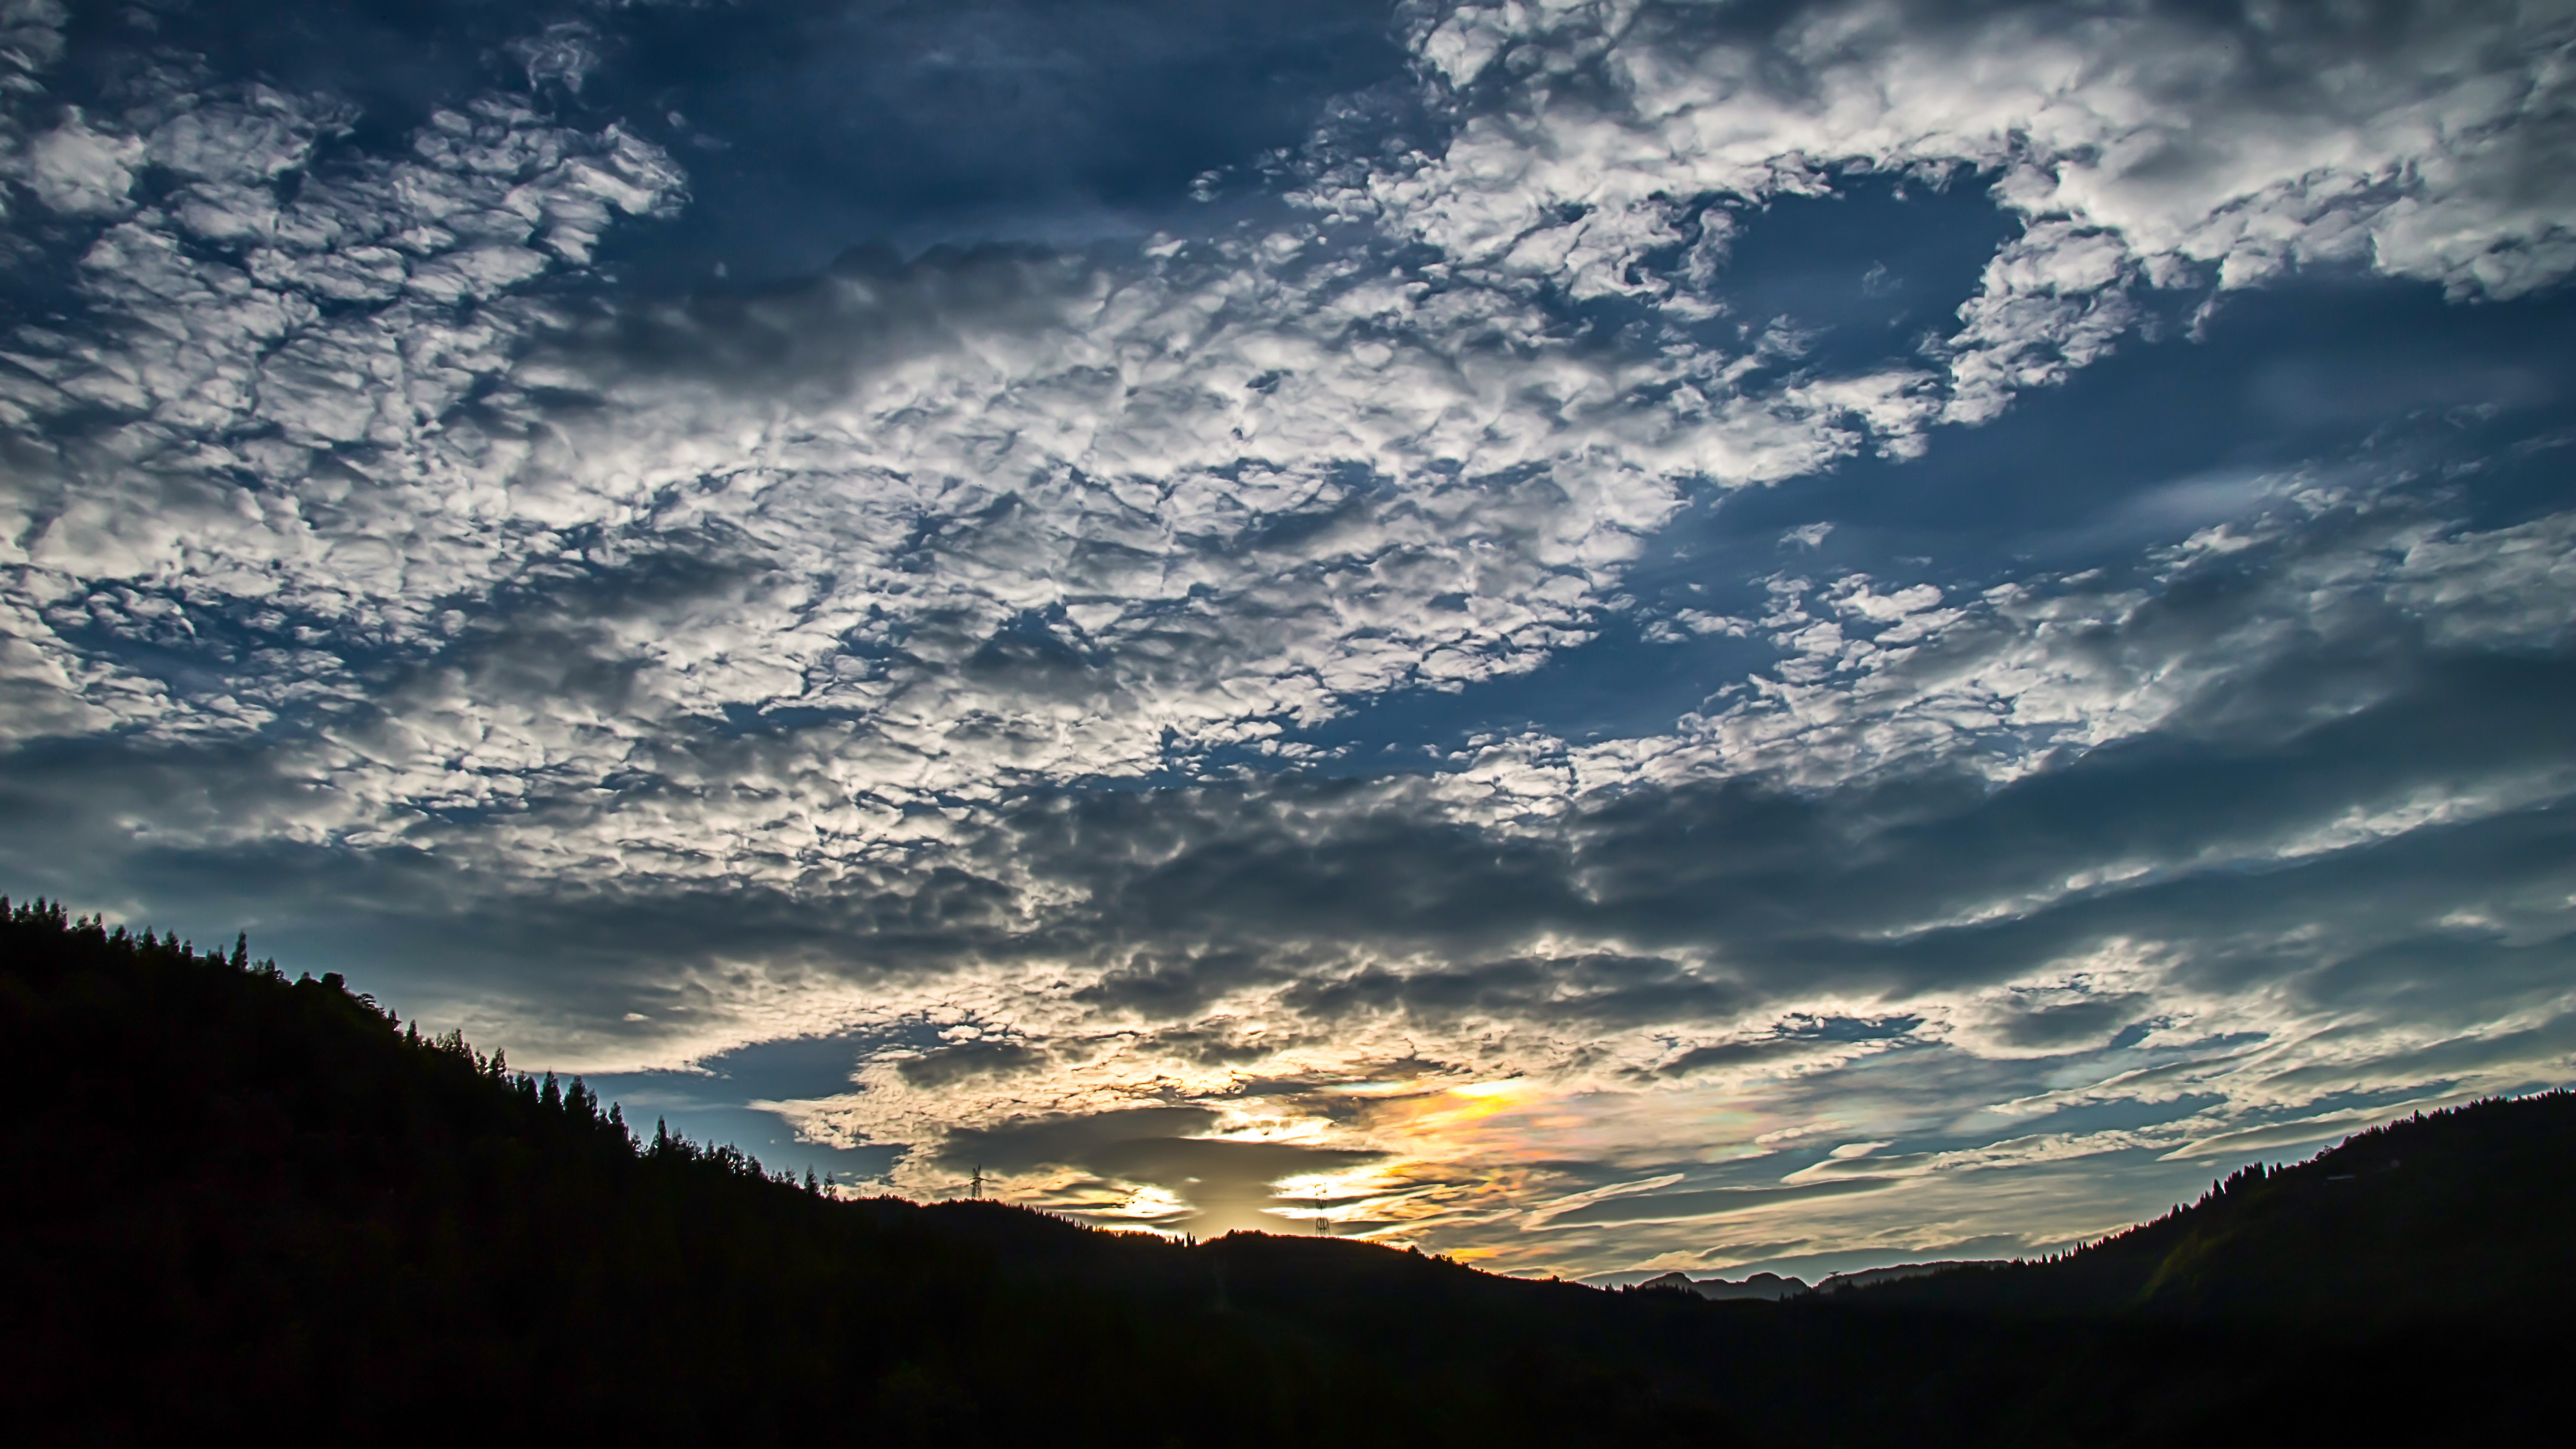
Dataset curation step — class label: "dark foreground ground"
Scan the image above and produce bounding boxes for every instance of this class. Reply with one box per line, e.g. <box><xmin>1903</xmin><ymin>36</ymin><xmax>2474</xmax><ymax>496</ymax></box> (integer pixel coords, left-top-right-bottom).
<box><xmin>4</xmin><ymin>898</ymin><xmax>2567</xmax><ymax>1446</ymax></box>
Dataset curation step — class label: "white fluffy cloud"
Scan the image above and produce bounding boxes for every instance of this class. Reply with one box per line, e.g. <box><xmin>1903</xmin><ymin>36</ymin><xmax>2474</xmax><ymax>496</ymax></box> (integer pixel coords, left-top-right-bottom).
<box><xmin>17</xmin><ymin>3</ymin><xmax>2569</xmax><ymax>823</ymax></box>
<box><xmin>0</xmin><ymin>52</ymin><xmax>1935</xmax><ymax>825</ymax></box>
<box><xmin>1</xmin><ymin>1</ymin><xmax>2571</xmax><ymax>1276</ymax></box>
<box><xmin>1367</xmin><ymin>0</ymin><xmax>2576</xmax><ymax>422</ymax></box>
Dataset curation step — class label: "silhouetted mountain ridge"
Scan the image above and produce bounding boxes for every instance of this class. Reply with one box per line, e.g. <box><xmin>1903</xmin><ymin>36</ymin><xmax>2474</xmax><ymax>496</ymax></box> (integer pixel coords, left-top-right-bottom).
<box><xmin>1638</xmin><ymin>1269</ymin><xmax>1810</xmax><ymax>1300</ymax></box>
<box><xmin>3</xmin><ymin>899</ymin><xmax>2564</xmax><ymax>1447</ymax></box>
<box><xmin>1835</xmin><ymin>1092</ymin><xmax>2576</xmax><ymax>1324</ymax></box>
<box><xmin>0</xmin><ymin>899</ymin><xmax>1736</xmax><ymax>1447</ymax></box>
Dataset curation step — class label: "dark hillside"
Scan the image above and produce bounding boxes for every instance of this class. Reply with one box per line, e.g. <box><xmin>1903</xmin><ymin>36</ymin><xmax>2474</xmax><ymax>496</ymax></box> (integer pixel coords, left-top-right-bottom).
<box><xmin>3</xmin><ymin>898</ymin><xmax>2567</xmax><ymax>1447</ymax></box>
<box><xmin>1837</xmin><ymin>1091</ymin><xmax>2576</xmax><ymax>1325</ymax></box>
<box><xmin>0</xmin><ymin>899</ymin><xmax>1732</xmax><ymax>1448</ymax></box>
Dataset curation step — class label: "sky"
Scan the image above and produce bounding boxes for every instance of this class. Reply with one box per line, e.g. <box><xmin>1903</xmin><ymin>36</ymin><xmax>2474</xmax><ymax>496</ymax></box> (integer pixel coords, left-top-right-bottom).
<box><xmin>2</xmin><ymin>0</ymin><xmax>2573</xmax><ymax>1284</ymax></box>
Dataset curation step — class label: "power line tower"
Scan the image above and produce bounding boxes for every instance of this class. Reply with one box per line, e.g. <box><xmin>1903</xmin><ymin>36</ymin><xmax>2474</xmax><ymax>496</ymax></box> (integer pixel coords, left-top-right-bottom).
<box><xmin>969</xmin><ymin>1164</ymin><xmax>986</xmax><ymax>1202</ymax></box>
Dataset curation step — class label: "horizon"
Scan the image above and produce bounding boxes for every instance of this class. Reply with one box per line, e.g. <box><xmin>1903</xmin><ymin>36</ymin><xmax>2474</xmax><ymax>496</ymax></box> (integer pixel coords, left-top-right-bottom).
<box><xmin>3</xmin><ymin>0</ymin><xmax>2572</xmax><ymax>1286</ymax></box>
<box><xmin>15</xmin><ymin>889</ymin><xmax>2512</xmax><ymax>1293</ymax></box>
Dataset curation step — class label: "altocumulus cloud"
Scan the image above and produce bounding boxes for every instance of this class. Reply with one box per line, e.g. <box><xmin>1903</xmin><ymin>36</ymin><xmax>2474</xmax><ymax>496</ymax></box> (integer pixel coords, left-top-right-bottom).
<box><xmin>1</xmin><ymin>0</ymin><xmax>2572</xmax><ymax>1276</ymax></box>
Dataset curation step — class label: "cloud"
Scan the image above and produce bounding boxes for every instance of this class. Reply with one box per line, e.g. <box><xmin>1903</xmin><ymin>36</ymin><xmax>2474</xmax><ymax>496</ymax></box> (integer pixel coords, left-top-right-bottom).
<box><xmin>1782</xmin><ymin>1125</ymin><xmax>2174</xmax><ymax>1184</ymax></box>
<box><xmin>931</xmin><ymin>1105</ymin><xmax>1385</xmax><ymax>1232</ymax></box>
<box><xmin>934</xmin><ymin>1105</ymin><xmax>1227</xmax><ymax>1175</ymax></box>
<box><xmin>1523</xmin><ymin>1172</ymin><xmax>1688</xmax><ymax>1222</ymax></box>
<box><xmin>1539</xmin><ymin>1180</ymin><xmax>1893</xmax><ymax>1228</ymax></box>
<box><xmin>1646</xmin><ymin>1036</ymin><xmax>1831</xmax><ymax>1077</ymax></box>
<box><xmin>1367</xmin><ymin>0</ymin><xmax>2576</xmax><ymax>424</ymax></box>
<box><xmin>17</xmin><ymin>2</ymin><xmax>2563</xmax><ymax>888</ymax></box>
<box><xmin>2156</xmin><ymin>1093</ymin><xmax>2488</xmax><ymax>1160</ymax></box>
<box><xmin>20</xmin><ymin>109</ymin><xmax>143</xmax><ymax>216</ymax></box>
<box><xmin>9</xmin><ymin>481</ymin><xmax>2570</xmax><ymax>1160</ymax></box>
<box><xmin>1283</xmin><ymin>951</ymin><xmax>1748</xmax><ymax>1029</ymax></box>
<box><xmin>895</xmin><ymin>1036</ymin><xmax>1051</xmax><ymax>1089</ymax></box>
<box><xmin>0</xmin><ymin>0</ymin><xmax>2570</xmax><ymax>1279</ymax></box>
<box><xmin>1971</xmin><ymin>991</ymin><xmax>2156</xmax><ymax>1055</ymax></box>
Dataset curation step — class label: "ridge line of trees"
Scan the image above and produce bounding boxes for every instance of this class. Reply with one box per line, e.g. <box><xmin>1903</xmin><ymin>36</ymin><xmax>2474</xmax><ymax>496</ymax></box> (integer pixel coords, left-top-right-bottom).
<box><xmin>0</xmin><ymin>894</ymin><xmax>834</xmax><ymax>1194</ymax></box>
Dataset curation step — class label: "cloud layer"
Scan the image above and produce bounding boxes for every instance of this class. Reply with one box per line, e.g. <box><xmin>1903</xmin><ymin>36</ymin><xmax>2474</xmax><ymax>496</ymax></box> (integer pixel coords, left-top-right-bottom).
<box><xmin>2</xmin><ymin>0</ymin><xmax>2571</xmax><ymax>1275</ymax></box>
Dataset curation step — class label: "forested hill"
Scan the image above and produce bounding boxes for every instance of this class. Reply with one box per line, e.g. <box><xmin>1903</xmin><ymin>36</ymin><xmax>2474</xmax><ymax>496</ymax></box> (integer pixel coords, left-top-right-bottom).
<box><xmin>0</xmin><ymin>898</ymin><xmax>1742</xmax><ymax>1447</ymax></box>
<box><xmin>2</xmin><ymin>899</ymin><xmax>2563</xmax><ymax>1447</ymax></box>
<box><xmin>1832</xmin><ymin>1088</ymin><xmax>2576</xmax><ymax>1323</ymax></box>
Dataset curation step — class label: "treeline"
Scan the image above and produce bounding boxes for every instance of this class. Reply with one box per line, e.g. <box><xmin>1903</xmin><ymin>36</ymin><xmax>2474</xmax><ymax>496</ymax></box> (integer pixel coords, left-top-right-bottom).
<box><xmin>1832</xmin><ymin>1089</ymin><xmax>2576</xmax><ymax>1325</ymax></box>
<box><xmin>3</xmin><ymin>897</ymin><xmax>2567</xmax><ymax>1447</ymax></box>
<box><xmin>0</xmin><ymin>898</ymin><xmax>1738</xmax><ymax>1448</ymax></box>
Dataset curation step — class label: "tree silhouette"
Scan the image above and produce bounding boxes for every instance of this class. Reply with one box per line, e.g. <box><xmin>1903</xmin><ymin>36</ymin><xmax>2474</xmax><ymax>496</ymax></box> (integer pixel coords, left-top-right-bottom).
<box><xmin>1</xmin><ymin>895</ymin><xmax>2565</xmax><ymax>1448</ymax></box>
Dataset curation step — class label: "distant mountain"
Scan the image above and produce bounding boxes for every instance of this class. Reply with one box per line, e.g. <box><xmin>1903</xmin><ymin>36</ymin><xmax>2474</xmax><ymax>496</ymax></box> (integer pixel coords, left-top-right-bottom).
<box><xmin>1638</xmin><ymin>1269</ymin><xmax>1810</xmax><ymax>1300</ymax></box>
<box><xmin>1814</xmin><ymin>1261</ymin><xmax>1994</xmax><ymax>1293</ymax></box>
<box><xmin>1637</xmin><ymin>1261</ymin><xmax>2008</xmax><ymax>1300</ymax></box>
<box><xmin>3</xmin><ymin>896</ymin><xmax>2567</xmax><ymax>1447</ymax></box>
